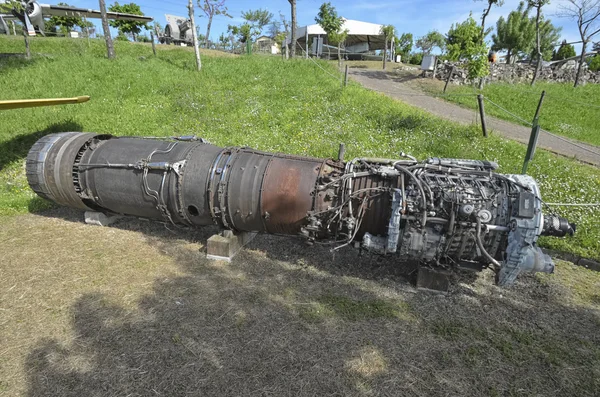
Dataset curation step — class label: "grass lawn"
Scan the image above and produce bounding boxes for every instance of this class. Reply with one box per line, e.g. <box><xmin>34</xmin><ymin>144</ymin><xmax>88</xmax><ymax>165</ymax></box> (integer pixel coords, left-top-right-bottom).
<box><xmin>0</xmin><ymin>36</ymin><xmax>599</xmax><ymax>396</ymax></box>
<box><xmin>412</xmin><ymin>76</ymin><xmax>600</xmax><ymax>147</ymax></box>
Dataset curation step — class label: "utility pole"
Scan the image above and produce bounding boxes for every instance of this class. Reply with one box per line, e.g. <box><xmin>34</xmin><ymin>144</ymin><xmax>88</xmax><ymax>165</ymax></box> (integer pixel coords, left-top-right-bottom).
<box><xmin>98</xmin><ymin>0</ymin><xmax>115</xmax><ymax>59</ymax></box>
<box><xmin>188</xmin><ymin>0</ymin><xmax>201</xmax><ymax>71</ymax></box>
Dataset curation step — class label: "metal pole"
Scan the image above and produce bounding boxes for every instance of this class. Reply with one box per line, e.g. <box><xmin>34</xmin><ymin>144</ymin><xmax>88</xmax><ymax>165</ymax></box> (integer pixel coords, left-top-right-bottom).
<box><xmin>443</xmin><ymin>66</ymin><xmax>454</xmax><ymax>93</ymax></box>
<box><xmin>522</xmin><ymin>90</ymin><xmax>546</xmax><ymax>174</ymax></box>
<box><xmin>23</xmin><ymin>29</ymin><xmax>30</xmax><ymax>59</ymax></box>
<box><xmin>150</xmin><ymin>31</ymin><xmax>157</xmax><ymax>56</ymax></box>
<box><xmin>532</xmin><ymin>90</ymin><xmax>546</xmax><ymax>122</ymax></box>
<box><xmin>477</xmin><ymin>94</ymin><xmax>487</xmax><ymax>137</ymax></box>
<box><xmin>305</xmin><ymin>28</ymin><xmax>308</xmax><ymax>59</ymax></box>
<box><xmin>522</xmin><ymin>124</ymin><xmax>541</xmax><ymax>174</ymax></box>
<box><xmin>343</xmin><ymin>64</ymin><xmax>349</xmax><ymax>87</ymax></box>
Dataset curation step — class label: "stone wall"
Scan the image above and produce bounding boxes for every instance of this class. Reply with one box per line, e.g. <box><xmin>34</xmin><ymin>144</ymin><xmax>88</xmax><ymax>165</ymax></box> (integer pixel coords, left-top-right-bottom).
<box><xmin>433</xmin><ymin>61</ymin><xmax>600</xmax><ymax>85</ymax></box>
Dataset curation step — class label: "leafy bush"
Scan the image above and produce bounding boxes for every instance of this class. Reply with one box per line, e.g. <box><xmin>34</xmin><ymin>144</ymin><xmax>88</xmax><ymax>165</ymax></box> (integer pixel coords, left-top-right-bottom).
<box><xmin>589</xmin><ymin>55</ymin><xmax>600</xmax><ymax>72</ymax></box>
<box><xmin>409</xmin><ymin>52</ymin><xmax>423</xmax><ymax>65</ymax></box>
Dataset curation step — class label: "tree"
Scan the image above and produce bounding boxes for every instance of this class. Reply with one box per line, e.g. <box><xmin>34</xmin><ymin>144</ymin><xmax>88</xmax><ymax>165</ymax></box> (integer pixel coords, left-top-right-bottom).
<box><xmin>593</xmin><ymin>41</ymin><xmax>600</xmax><ymax>52</ymax></box>
<box><xmin>476</xmin><ymin>0</ymin><xmax>505</xmax><ymax>41</ymax></box>
<box><xmin>395</xmin><ymin>32</ymin><xmax>413</xmax><ymax>62</ymax></box>
<box><xmin>218</xmin><ymin>32</ymin><xmax>229</xmax><ymax>49</ymax></box>
<box><xmin>553</xmin><ymin>39</ymin><xmax>577</xmax><ymax>60</ymax></box>
<box><xmin>415</xmin><ymin>30</ymin><xmax>445</xmax><ymax>55</ymax></box>
<box><xmin>289</xmin><ymin>0</ymin><xmax>297</xmax><ymax>57</ymax></box>
<box><xmin>199</xmin><ymin>0</ymin><xmax>231</xmax><ymax>49</ymax></box>
<box><xmin>528</xmin><ymin>19</ymin><xmax>561</xmax><ymax>62</ymax></box>
<box><xmin>108</xmin><ymin>2</ymin><xmax>149</xmax><ymax>41</ymax></box>
<box><xmin>380</xmin><ymin>24</ymin><xmax>395</xmax><ymax>70</ymax></box>
<box><xmin>241</xmin><ymin>8</ymin><xmax>273</xmax><ymax>37</ymax></box>
<box><xmin>446</xmin><ymin>14</ymin><xmax>490</xmax><ymax>79</ymax></box>
<box><xmin>527</xmin><ymin>0</ymin><xmax>550</xmax><ymax>86</ymax></box>
<box><xmin>589</xmin><ymin>54</ymin><xmax>600</xmax><ymax>71</ymax></box>
<box><xmin>559</xmin><ymin>0</ymin><xmax>600</xmax><ymax>87</ymax></box>
<box><xmin>492</xmin><ymin>2</ymin><xmax>535</xmax><ymax>63</ymax></box>
<box><xmin>45</xmin><ymin>2</ymin><xmax>80</xmax><ymax>34</ymax></box>
<box><xmin>315</xmin><ymin>2</ymin><xmax>347</xmax><ymax>68</ymax></box>
<box><xmin>273</xmin><ymin>12</ymin><xmax>291</xmax><ymax>57</ymax></box>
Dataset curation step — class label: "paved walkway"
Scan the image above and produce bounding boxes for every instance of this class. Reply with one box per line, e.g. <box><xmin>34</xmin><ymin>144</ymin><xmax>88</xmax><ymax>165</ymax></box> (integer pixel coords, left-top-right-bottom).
<box><xmin>349</xmin><ymin>69</ymin><xmax>600</xmax><ymax>167</ymax></box>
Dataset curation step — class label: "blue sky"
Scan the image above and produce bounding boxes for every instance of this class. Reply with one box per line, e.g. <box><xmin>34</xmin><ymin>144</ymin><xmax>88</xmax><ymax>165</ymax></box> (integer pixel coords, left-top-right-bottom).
<box><xmin>66</xmin><ymin>0</ymin><xmax>585</xmax><ymax>52</ymax></box>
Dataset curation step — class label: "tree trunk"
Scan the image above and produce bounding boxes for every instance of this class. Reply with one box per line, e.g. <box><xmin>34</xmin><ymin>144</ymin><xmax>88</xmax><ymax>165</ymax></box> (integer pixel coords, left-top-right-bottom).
<box><xmin>188</xmin><ymin>0</ymin><xmax>201</xmax><ymax>71</ymax></box>
<box><xmin>574</xmin><ymin>41</ymin><xmax>587</xmax><ymax>88</ymax></box>
<box><xmin>337</xmin><ymin>43</ymin><xmax>341</xmax><ymax>70</ymax></box>
<box><xmin>481</xmin><ymin>3</ymin><xmax>492</xmax><ymax>43</ymax></box>
<box><xmin>289</xmin><ymin>0</ymin><xmax>296</xmax><ymax>58</ymax></box>
<box><xmin>530</xmin><ymin>5</ymin><xmax>542</xmax><ymax>86</ymax></box>
<box><xmin>506</xmin><ymin>48</ymin><xmax>511</xmax><ymax>64</ymax></box>
<box><xmin>205</xmin><ymin>13</ymin><xmax>213</xmax><ymax>49</ymax></box>
<box><xmin>98</xmin><ymin>0</ymin><xmax>115</xmax><ymax>59</ymax></box>
<box><xmin>383</xmin><ymin>38</ymin><xmax>387</xmax><ymax>70</ymax></box>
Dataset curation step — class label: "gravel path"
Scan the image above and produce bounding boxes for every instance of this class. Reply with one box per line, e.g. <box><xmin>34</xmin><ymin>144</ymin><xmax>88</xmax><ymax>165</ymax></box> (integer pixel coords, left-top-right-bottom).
<box><xmin>349</xmin><ymin>69</ymin><xmax>600</xmax><ymax>166</ymax></box>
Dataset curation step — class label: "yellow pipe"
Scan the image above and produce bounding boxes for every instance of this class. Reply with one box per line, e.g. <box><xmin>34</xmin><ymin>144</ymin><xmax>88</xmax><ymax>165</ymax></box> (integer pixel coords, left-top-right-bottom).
<box><xmin>0</xmin><ymin>96</ymin><xmax>90</xmax><ymax>110</ymax></box>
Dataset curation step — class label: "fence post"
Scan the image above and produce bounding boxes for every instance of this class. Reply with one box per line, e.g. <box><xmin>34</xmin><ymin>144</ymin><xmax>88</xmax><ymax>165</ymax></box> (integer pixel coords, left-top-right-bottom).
<box><xmin>338</xmin><ymin>143</ymin><xmax>346</xmax><ymax>161</ymax></box>
<box><xmin>23</xmin><ymin>30</ymin><xmax>30</xmax><ymax>59</ymax></box>
<box><xmin>443</xmin><ymin>66</ymin><xmax>454</xmax><ymax>93</ymax></box>
<box><xmin>432</xmin><ymin>57</ymin><xmax>437</xmax><ymax>79</ymax></box>
<box><xmin>343</xmin><ymin>64</ymin><xmax>349</xmax><ymax>87</ymax></box>
<box><xmin>522</xmin><ymin>90</ymin><xmax>546</xmax><ymax>174</ymax></box>
<box><xmin>150</xmin><ymin>31</ymin><xmax>157</xmax><ymax>56</ymax></box>
<box><xmin>477</xmin><ymin>94</ymin><xmax>487</xmax><ymax>137</ymax></box>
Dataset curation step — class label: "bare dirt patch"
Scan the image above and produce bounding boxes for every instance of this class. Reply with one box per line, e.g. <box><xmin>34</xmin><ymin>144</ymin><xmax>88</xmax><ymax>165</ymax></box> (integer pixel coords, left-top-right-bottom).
<box><xmin>1</xmin><ymin>209</ymin><xmax>599</xmax><ymax>396</ymax></box>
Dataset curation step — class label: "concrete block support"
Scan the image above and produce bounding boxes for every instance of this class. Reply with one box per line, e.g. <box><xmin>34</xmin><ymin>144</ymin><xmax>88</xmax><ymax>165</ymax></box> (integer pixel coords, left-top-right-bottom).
<box><xmin>84</xmin><ymin>211</ymin><xmax>122</xmax><ymax>227</ymax></box>
<box><xmin>207</xmin><ymin>230</ymin><xmax>257</xmax><ymax>261</ymax></box>
<box><xmin>416</xmin><ymin>266</ymin><xmax>450</xmax><ymax>292</ymax></box>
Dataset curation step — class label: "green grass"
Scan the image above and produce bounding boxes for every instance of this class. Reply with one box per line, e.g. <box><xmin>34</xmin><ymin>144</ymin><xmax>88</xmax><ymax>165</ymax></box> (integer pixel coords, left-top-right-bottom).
<box><xmin>1</xmin><ymin>35</ymin><xmax>600</xmax><ymax>260</ymax></box>
<box><xmin>438</xmin><ymin>80</ymin><xmax>600</xmax><ymax>147</ymax></box>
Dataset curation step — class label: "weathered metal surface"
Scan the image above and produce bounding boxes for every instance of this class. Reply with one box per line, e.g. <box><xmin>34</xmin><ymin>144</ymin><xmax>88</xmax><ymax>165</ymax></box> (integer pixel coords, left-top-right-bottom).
<box><xmin>26</xmin><ymin>132</ymin><xmax>576</xmax><ymax>286</ymax></box>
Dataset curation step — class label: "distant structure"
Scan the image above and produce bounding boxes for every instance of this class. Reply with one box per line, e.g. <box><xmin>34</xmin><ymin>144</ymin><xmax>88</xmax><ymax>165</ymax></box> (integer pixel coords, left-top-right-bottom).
<box><xmin>287</xmin><ymin>18</ymin><xmax>386</xmax><ymax>59</ymax></box>
<box><xmin>156</xmin><ymin>14</ymin><xmax>193</xmax><ymax>46</ymax></box>
<box><xmin>255</xmin><ymin>35</ymin><xmax>279</xmax><ymax>54</ymax></box>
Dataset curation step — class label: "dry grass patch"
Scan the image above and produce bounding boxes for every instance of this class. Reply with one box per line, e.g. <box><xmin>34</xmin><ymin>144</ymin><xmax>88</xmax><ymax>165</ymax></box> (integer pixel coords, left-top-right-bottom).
<box><xmin>0</xmin><ymin>209</ymin><xmax>599</xmax><ymax>396</ymax></box>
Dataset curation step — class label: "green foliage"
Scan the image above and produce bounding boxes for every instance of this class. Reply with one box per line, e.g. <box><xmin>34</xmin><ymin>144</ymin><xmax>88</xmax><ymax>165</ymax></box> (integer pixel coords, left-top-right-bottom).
<box><xmin>136</xmin><ymin>34</ymin><xmax>151</xmax><ymax>43</ymax></box>
<box><xmin>241</xmin><ymin>8</ymin><xmax>273</xmax><ymax>36</ymax></box>
<box><xmin>46</xmin><ymin>2</ymin><xmax>87</xmax><ymax>33</ymax></box>
<box><xmin>315</xmin><ymin>2</ymin><xmax>343</xmax><ymax>37</ymax></box>
<box><xmin>396</xmin><ymin>32</ymin><xmax>413</xmax><ymax>61</ymax></box>
<box><xmin>553</xmin><ymin>40</ymin><xmax>576</xmax><ymax>60</ymax></box>
<box><xmin>589</xmin><ymin>55</ymin><xmax>600</xmax><ymax>72</ymax></box>
<box><xmin>529</xmin><ymin>18</ymin><xmax>562</xmax><ymax>62</ymax></box>
<box><xmin>492</xmin><ymin>1</ymin><xmax>535</xmax><ymax>63</ymax></box>
<box><xmin>415</xmin><ymin>30</ymin><xmax>445</xmax><ymax>55</ymax></box>
<box><xmin>446</xmin><ymin>14</ymin><xmax>490</xmax><ymax>79</ymax></box>
<box><xmin>409</xmin><ymin>52</ymin><xmax>423</xmax><ymax>65</ymax></box>
<box><xmin>115</xmin><ymin>32</ymin><xmax>129</xmax><ymax>42</ymax></box>
<box><xmin>446</xmin><ymin>14</ymin><xmax>483</xmax><ymax>61</ymax></box>
<box><xmin>108</xmin><ymin>2</ymin><xmax>149</xmax><ymax>41</ymax></box>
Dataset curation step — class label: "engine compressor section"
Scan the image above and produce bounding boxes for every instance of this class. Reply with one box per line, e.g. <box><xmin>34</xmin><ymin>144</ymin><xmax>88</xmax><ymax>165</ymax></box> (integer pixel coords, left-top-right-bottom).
<box><xmin>26</xmin><ymin>132</ymin><xmax>575</xmax><ymax>286</ymax></box>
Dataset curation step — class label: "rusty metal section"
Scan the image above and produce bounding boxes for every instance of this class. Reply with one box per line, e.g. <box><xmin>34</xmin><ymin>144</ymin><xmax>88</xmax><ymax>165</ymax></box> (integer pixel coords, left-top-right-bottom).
<box><xmin>260</xmin><ymin>155</ymin><xmax>326</xmax><ymax>235</ymax></box>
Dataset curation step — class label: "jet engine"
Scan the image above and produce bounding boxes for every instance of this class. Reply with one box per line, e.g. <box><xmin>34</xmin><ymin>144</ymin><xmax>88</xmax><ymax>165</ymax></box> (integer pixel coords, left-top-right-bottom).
<box><xmin>26</xmin><ymin>132</ymin><xmax>575</xmax><ymax>286</ymax></box>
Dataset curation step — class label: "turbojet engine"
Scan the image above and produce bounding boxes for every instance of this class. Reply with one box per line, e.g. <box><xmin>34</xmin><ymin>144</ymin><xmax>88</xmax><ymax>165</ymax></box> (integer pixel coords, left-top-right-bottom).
<box><xmin>27</xmin><ymin>132</ymin><xmax>575</xmax><ymax>286</ymax></box>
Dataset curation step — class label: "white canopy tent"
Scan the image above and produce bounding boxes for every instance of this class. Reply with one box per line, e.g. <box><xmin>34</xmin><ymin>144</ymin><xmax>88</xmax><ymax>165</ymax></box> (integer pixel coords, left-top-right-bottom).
<box><xmin>287</xmin><ymin>18</ymin><xmax>386</xmax><ymax>54</ymax></box>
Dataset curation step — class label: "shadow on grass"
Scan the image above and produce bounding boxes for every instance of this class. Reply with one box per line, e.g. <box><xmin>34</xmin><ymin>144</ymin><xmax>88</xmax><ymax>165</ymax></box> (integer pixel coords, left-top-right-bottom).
<box><xmin>23</xmin><ymin>210</ymin><xmax>600</xmax><ymax>396</ymax></box>
<box><xmin>0</xmin><ymin>120</ymin><xmax>82</xmax><ymax>171</ymax></box>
